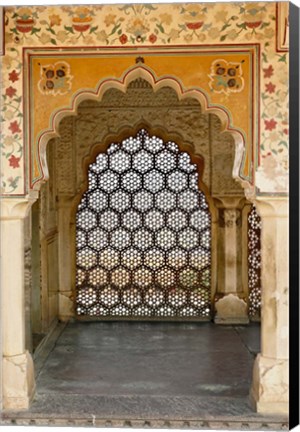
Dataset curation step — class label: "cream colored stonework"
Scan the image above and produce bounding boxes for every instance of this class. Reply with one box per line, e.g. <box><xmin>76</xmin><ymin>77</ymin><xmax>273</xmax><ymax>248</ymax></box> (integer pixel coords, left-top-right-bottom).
<box><xmin>3</xmin><ymin>351</ymin><xmax>35</xmax><ymax>410</ymax></box>
<box><xmin>214</xmin><ymin>294</ymin><xmax>249</xmax><ymax>324</ymax></box>
<box><xmin>250</xmin><ymin>354</ymin><xmax>288</xmax><ymax>414</ymax></box>
<box><xmin>1</xmin><ymin>197</ymin><xmax>37</xmax><ymax>410</ymax></box>
<box><xmin>59</xmin><ymin>292</ymin><xmax>74</xmax><ymax>322</ymax></box>
<box><xmin>249</xmin><ymin>198</ymin><xmax>289</xmax><ymax>414</ymax></box>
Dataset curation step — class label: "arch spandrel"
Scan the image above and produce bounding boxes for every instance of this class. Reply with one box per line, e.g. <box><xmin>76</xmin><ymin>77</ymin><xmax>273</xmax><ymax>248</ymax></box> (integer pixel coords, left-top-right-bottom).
<box><xmin>26</xmin><ymin>47</ymin><xmax>259</xmax><ymax>195</ymax></box>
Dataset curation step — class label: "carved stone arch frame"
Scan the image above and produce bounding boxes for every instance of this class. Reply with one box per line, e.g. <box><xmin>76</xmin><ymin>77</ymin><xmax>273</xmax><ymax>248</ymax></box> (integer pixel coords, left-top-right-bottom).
<box><xmin>33</xmin><ymin>64</ymin><xmax>250</xmax><ymax>323</ymax></box>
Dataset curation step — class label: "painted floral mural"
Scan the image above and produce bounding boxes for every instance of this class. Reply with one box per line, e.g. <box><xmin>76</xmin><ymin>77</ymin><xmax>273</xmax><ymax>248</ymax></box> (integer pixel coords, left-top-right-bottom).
<box><xmin>38</xmin><ymin>61</ymin><xmax>73</xmax><ymax>95</ymax></box>
<box><xmin>208</xmin><ymin>59</ymin><xmax>245</xmax><ymax>94</ymax></box>
<box><xmin>1</xmin><ymin>2</ymin><xmax>289</xmax><ymax>195</ymax></box>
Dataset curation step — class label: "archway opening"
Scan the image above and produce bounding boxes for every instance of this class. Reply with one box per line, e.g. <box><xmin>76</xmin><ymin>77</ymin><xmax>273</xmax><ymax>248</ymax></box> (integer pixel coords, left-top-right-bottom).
<box><xmin>75</xmin><ymin>129</ymin><xmax>212</xmax><ymax>320</ymax></box>
<box><xmin>26</xmin><ymin>78</ymin><xmax>261</xmax><ymax>422</ymax></box>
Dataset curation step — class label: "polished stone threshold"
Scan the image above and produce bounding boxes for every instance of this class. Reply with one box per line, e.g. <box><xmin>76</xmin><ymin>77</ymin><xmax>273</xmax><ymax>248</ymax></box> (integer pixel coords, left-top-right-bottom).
<box><xmin>1</xmin><ymin>321</ymin><xmax>288</xmax><ymax>430</ymax></box>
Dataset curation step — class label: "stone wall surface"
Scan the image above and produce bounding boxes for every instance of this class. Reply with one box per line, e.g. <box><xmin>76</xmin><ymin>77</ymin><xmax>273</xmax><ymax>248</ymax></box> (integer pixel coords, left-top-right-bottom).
<box><xmin>0</xmin><ymin>2</ymin><xmax>289</xmax><ymax>196</ymax></box>
<box><xmin>30</xmin><ymin>143</ymin><xmax>59</xmax><ymax>337</ymax></box>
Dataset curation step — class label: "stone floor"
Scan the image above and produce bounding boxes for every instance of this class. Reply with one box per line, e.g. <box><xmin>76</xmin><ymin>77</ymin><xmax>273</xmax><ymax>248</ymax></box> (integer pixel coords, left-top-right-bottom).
<box><xmin>1</xmin><ymin>321</ymin><xmax>288</xmax><ymax>430</ymax></box>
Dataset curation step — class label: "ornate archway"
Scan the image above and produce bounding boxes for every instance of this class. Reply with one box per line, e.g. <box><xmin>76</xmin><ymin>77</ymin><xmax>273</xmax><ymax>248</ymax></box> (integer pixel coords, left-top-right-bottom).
<box><xmin>33</xmin><ymin>65</ymin><xmax>251</xmax><ymax>197</ymax></box>
<box><xmin>0</xmin><ymin>3</ymin><xmax>289</xmax><ymax>416</ymax></box>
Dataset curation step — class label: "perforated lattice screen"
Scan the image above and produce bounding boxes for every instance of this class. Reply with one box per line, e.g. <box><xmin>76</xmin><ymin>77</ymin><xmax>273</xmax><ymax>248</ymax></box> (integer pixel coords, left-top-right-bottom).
<box><xmin>76</xmin><ymin>129</ymin><xmax>211</xmax><ymax>319</ymax></box>
<box><xmin>248</xmin><ymin>205</ymin><xmax>262</xmax><ymax>319</ymax></box>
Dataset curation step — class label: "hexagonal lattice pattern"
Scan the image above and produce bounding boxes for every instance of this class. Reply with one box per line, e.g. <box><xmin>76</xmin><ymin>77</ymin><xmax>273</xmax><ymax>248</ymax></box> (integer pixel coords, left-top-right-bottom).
<box><xmin>76</xmin><ymin>129</ymin><xmax>211</xmax><ymax>317</ymax></box>
<box><xmin>248</xmin><ymin>205</ymin><xmax>262</xmax><ymax>319</ymax></box>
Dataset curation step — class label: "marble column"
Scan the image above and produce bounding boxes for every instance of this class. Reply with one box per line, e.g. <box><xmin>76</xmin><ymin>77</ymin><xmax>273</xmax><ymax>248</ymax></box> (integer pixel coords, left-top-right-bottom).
<box><xmin>250</xmin><ymin>198</ymin><xmax>288</xmax><ymax>414</ymax></box>
<box><xmin>213</xmin><ymin>197</ymin><xmax>249</xmax><ymax>324</ymax></box>
<box><xmin>1</xmin><ymin>194</ymin><xmax>38</xmax><ymax>409</ymax></box>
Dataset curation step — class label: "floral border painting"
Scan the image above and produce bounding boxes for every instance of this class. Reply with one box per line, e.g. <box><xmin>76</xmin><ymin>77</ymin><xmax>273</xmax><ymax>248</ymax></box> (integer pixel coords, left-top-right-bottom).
<box><xmin>0</xmin><ymin>2</ymin><xmax>289</xmax><ymax>196</ymax></box>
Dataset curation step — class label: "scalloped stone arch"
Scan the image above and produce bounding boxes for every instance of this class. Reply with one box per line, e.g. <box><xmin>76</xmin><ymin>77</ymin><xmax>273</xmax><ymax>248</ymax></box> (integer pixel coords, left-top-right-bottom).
<box><xmin>35</xmin><ymin>64</ymin><xmax>251</xmax><ymax>195</ymax></box>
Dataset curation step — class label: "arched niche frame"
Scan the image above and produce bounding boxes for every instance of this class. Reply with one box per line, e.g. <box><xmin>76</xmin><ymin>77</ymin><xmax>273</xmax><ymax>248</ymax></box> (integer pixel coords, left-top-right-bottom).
<box><xmin>32</xmin><ymin>64</ymin><xmax>255</xmax><ymax>200</ymax></box>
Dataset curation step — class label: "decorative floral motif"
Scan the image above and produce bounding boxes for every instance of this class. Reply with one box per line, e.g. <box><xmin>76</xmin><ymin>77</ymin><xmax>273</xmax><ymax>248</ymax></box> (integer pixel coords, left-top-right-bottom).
<box><xmin>8</xmin><ymin>120</ymin><xmax>21</xmax><ymax>134</ymax></box>
<box><xmin>5</xmin><ymin>86</ymin><xmax>17</xmax><ymax>98</ymax></box>
<box><xmin>49</xmin><ymin>14</ymin><xmax>61</xmax><ymax>27</ymax></box>
<box><xmin>265</xmin><ymin>82</ymin><xmax>276</xmax><ymax>94</ymax></box>
<box><xmin>149</xmin><ymin>33</ymin><xmax>157</xmax><ymax>44</ymax></box>
<box><xmin>182</xmin><ymin>4</ymin><xmax>207</xmax><ymax>30</ymax></box>
<box><xmin>209</xmin><ymin>59</ymin><xmax>244</xmax><ymax>94</ymax></box>
<box><xmin>1</xmin><ymin>47</ymin><xmax>23</xmax><ymax>192</ymax></box>
<box><xmin>1</xmin><ymin>3</ymin><xmax>289</xmax><ymax>195</ymax></box>
<box><xmin>5</xmin><ymin>3</ymin><xmax>281</xmax><ymax>46</ymax></box>
<box><xmin>8</xmin><ymin>154</ymin><xmax>21</xmax><ymax>168</ymax></box>
<box><xmin>13</xmin><ymin>8</ymin><xmax>36</xmax><ymax>33</ymax></box>
<box><xmin>119</xmin><ymin>34</ymin><xmax>128</xmax><ymax>44</ymax></box>
<box><xmin>127</xmin><ymin>16</ymin><xmax>150</xmax><ymax>37</ymax></box>
<box><xmin>263</xmin><ymin>64</ymin><xmax>274</xmax><ymax>78</ymax></box>
<box><xmin>38</xmin><ymin>61</ymin><xmax>73</xmax><ymax>95</ymax></box>
<box><xmin>260</xmin><ymin>38</ymin><xmax>288</xmax><ymax>171</ymax></box>
<box><xmin>8</xmin><ymin>70</ymin><xmax>19</xmax><ymax>82</ymax></box>
<box><xmin>71</xmin><ymin>7</ymin><xmax>93</xmax><ymax>33</ymax></box>
<box><xmin>264</xmin><ymin>119</ymin><xmax>277</xmax><ymax>131</ymax></box>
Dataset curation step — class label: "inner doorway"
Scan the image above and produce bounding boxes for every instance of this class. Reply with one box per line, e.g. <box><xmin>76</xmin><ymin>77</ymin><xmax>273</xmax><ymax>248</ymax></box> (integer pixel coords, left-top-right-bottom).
<box><xmin>76</xmin><ymin>129</ymin><xmax>212</xmax><ymax>320</ymax></box>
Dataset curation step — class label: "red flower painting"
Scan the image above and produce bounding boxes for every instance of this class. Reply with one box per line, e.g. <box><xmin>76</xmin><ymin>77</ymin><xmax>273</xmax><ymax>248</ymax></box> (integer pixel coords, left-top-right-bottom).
<box><xmin>149</xmin><ymin>33</ymin><xmax>157</xmax><ymax>43</ymax></box>
<box><xmin>265</xmin><ymin>82</ymin><xmax>276</xmax><ymax>94</ymax></box>
<box><xmin>263</xmin><ymin>65</ymin><xmax>274</xmax><ymax>79</ymax></box>
<box><xmin>245</xmin><ymin>21</ymin><xmax>262</xmax><ymax>29</ymax></box>
<box><xmin>264</xmin><ymin>119</ymin><xmax>277</xmax><ymax>131</ymax></box>
<box><xmin>5</xmin><ymin>86</ymin><xmax>17</xmax><ymax>98</ymax></box>
<box><xmin>186</xmin><ymin>21</ymin><xmax>203</xmax><ymax>30</ymax></box>
<box><xmin>9</xmin><ymin>121</ymin><xmax>21</xmax><ymax>134</ymax></box>
<box><xmin>8</xmin><ymin>70</ymin><xmax>19</xmax><ymax>83</ymax></box>
<box><xmin>119</xmin><ymin>34</ymin><xmax>128</xmax><ymax>44</ymax></box>
<box><xmin>8</xmin><ymin>155</ymin><xmax>20</xmax><ymax>168</ymax></box>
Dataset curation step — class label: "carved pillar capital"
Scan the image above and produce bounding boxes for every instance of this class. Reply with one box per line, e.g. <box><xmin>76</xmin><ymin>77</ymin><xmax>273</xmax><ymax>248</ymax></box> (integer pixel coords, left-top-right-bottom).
<box><xmin>219</xmin><ymin>208</ymin><xmax>242</xmax><ymax>228</ymax></box>
<box><xmin>213</xmin><ymin>195</ymin><xmax>245</xmax><ymax>209</ymax></box>
<box><xmin>0</xmin><ymin>191</ymin><xmax>39</xmax><ymax>220</ymax></box>
<box><xmin>255</xmin><ymin>197</ymin><xmax>288</xmax><ymax>219</ymax></box>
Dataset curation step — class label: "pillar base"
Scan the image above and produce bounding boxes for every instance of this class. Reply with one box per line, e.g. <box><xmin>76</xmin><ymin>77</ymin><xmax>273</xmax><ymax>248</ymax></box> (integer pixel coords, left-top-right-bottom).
<box><xmin>3</xmin><ymin>351</ymin><xmax>36</xmax><ymax>410</ymax></box>
<box><xmin>59</xmin><ymin>291</ymin><xmax>74</xmax><ymax>321</ymax></box>
<box><xmin>214</xmin><ymin>293</ymin><xmax>249</xmax><ymax>324</ymax></box>
<box><xmin>249</xmin><ymin>354</ymin><xmax>288</xmax><ymax>415</ymax></box>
